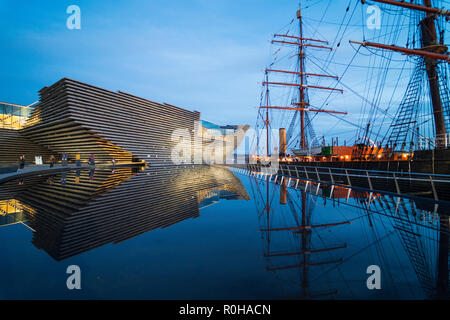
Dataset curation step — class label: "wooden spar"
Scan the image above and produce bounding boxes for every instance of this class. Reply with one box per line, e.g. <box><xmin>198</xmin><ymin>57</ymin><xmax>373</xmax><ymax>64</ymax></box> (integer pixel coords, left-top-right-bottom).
<box><xmin>363</xmin><ymin>0</ymin><xmax>450</xmax><ymax>17</ymax></box>
<box><xmin>266</xmin><ymin>258</ymin><xmax>343</xmax><ymax>271</ymax></box>
<box><xmin>271</xmin><ymin>40</ymin><xmax>333</xmax><ymax>50</ymax></box>
<box><xmin>258</xmin><ymin>220</ymin><xmax>352</xmax><ymax>232</ymax></box>
<box><xmin>263</xmin><ymin>244</ymin><xmax>347</xmax><ymax>257</ymax></box>
<box><xmin>259</xmin><ymin>106</ymin><xmax>348</xmax><ymax>115</ymax></box>
<box><xmin>265</xmin><ymin>69</ymin><xmax>339</xmax><ymax>79</ymax></box>
<box><xmin>349</xmin><ymin>40</ymin><xmax>450</xmax><ymax>62</ymax></box>
<box><xmin>263</xmin><ymin>81</ymin><xmax>344</xmax><ymax>93</ymax></box>
<box><xmin>273</xmin><ymin>34</ymin><xmax>329</xmax><ymax>44</ymax></box>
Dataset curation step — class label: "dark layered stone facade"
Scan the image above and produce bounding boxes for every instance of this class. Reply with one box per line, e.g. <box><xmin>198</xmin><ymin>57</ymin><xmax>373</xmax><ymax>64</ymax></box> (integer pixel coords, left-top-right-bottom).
<box><xmin>19</xmin><ymin>78</ymin><xmax>200</xmax><ymax>165</ymax></box>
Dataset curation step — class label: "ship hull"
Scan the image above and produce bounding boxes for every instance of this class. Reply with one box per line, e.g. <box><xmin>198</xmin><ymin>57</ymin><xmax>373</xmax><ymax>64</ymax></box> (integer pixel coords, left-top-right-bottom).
<box><xmin>283</xmin><ymin>149</ymin><xmax>450</xmax><ymax>175</ymax></box>
<box><xmin>240</xmin><ymin>149</ymin><xmax>450</xmax><ymax>203</ymax></box>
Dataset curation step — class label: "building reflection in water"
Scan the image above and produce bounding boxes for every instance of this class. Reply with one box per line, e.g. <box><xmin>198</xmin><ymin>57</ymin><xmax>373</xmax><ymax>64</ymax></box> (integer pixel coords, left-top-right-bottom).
<box><xmin>247</xmin><ymin>173</ymin><xmax>449</xmax><ymax>300</ymax></box>
<box><xmin>0</xmin><ymin>165</ymin><xmax>448</xmax><ymax>299</ymax></box>
<box><xmin>0</xmin><ymin>165</ymin><xmax>249</xmax><ymax>261</ymax></box>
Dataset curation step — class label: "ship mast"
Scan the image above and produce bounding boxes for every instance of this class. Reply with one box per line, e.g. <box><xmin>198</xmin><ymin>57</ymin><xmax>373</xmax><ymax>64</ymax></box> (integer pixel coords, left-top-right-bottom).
<box><xmin>265</xmin><ymin>71</ymin><xmax>270</xmax><ymax>157</ymax></box>
<box><xmin>260</xmin><ymin>1</ymin><xmax>344</xmax><ymax>155</ymax></box>
<box><xmin>298</xmin><ymin>8</ymin><xmax>306</xmax><ymax>149</ymax></box>
<box><xmin>353</xmin><ymin>0</ymin><xmax>449</xmax><ymax>148</ymax></box>
<box><xmin>257</xmin><ymin>180</ymin><xmax>347</xmax><ymax>298</ymax></box>
<box><xmin>422</xmin><ymin>0</ymin><xmax>446</xmax><ymax>148</ymax></box>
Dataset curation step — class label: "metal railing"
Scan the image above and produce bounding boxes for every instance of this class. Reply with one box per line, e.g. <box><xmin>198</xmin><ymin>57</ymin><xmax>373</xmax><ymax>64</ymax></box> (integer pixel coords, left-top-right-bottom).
<box><xmin>229</xmin><ymin>163</ymin><xmax>450</xmax><ymax>203</ymax></box>
<box><xmin>418</xmin><ymin>133</ymin><xmax>450</xmax><ymax>150</ymax></box>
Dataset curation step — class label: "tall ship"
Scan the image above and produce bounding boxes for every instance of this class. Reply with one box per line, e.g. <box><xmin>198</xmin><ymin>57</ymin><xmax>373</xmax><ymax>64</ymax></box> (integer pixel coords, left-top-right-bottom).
<box><xmin>255</xmin><ymin>0</ymin><xmax>450</xmax><ymax>174</ymax></box>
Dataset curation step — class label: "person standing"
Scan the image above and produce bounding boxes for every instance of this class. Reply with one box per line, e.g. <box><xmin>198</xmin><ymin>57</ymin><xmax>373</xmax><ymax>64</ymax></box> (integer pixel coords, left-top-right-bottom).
<box><xmin>89</xmin><ymin>153</ymin><xmax>95</xmax><ymax>166</ymax></box>
<box><xmin>49</xmin><ymin>155</ymin><xmax>55</xmax><ymax>168</ymax></box>
<box><xmin>75</xmin><ymin>153</ymin><xmax>81</xmax><ymax>167</ymax></box>
<box><xmin>89</xmin><ymin>168</ymin><xmax>95</xmax><ymax>180</ymax></box>
<box><xmin>19</xmin><ymin>155</ymin><xmax>25</xmax><ymax>169</ymax></box>
<box><xmin>62</xmin><ymin>153</ymin><xmax>68</xmax><ymax>166</ymax></box>
<box><xmin>75</xmin><ymin>169</ymin><xmax>81</xmax><ymax>183</ymax></box>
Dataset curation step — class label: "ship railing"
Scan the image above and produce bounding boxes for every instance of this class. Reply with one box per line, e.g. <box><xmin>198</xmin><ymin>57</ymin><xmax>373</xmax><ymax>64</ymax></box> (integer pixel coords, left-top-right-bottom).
<box><xmin>418</xmin><ymin>133</ymin><xmax>450</xmax><ymax>150</ymax></box>
<box><xmin>230</xmin><ymin>163</ymin><xmax>450</xmax><ymax>203</ymax></box>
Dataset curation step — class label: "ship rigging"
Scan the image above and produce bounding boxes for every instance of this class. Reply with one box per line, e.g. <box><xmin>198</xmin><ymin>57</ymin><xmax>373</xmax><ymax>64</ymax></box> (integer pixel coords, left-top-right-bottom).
<box><xmin>253</xmin><ymin>0</ymin><xmax>450</xmax><ymax>173</ymax></box>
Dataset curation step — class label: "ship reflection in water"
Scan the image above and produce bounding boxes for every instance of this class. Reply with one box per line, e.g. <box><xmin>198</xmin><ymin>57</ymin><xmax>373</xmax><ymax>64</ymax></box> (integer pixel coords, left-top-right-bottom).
<box><xmin>248</xmin><ymin>172</ymin><xmax>449</xmax><ymax>300</ymax></box>
<box><xmin>0</xmin><ymin>166</ymin><xmax>448</xmax><ymax>299</ymax></box>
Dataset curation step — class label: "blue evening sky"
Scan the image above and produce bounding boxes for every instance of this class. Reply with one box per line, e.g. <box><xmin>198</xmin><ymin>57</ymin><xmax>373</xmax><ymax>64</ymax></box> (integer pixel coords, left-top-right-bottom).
<box><xmin>0</xmin><ymin>0</ymin><xmax>435</xmax><ymax>141</ymax></box>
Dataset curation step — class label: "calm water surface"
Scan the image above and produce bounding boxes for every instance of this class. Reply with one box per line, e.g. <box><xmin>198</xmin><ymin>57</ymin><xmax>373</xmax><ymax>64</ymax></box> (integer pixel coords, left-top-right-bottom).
<box><xmin>0</xmin><ymin>165</ymin><xmax>448</xmax><ymax>299</ymax></box>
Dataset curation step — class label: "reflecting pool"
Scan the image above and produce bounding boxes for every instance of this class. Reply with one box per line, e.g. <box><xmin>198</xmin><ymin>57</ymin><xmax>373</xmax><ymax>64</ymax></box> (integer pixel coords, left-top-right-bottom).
<box><xmin>0</xmin><ymin>165</ymin><xmax>448</xmax><ymax>299</ymax></box>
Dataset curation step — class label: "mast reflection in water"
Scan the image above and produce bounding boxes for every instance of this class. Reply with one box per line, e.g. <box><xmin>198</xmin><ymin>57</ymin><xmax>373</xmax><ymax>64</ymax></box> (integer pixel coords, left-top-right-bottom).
<box><xmin>0</xmin><ymin>166</ymin><xmax>448</xmax><ymax>299</ymax></box>
<box><xmin>248</xmin><ymin>171</ymin><xmax>449</xmax><ymax>300</ymax></box>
